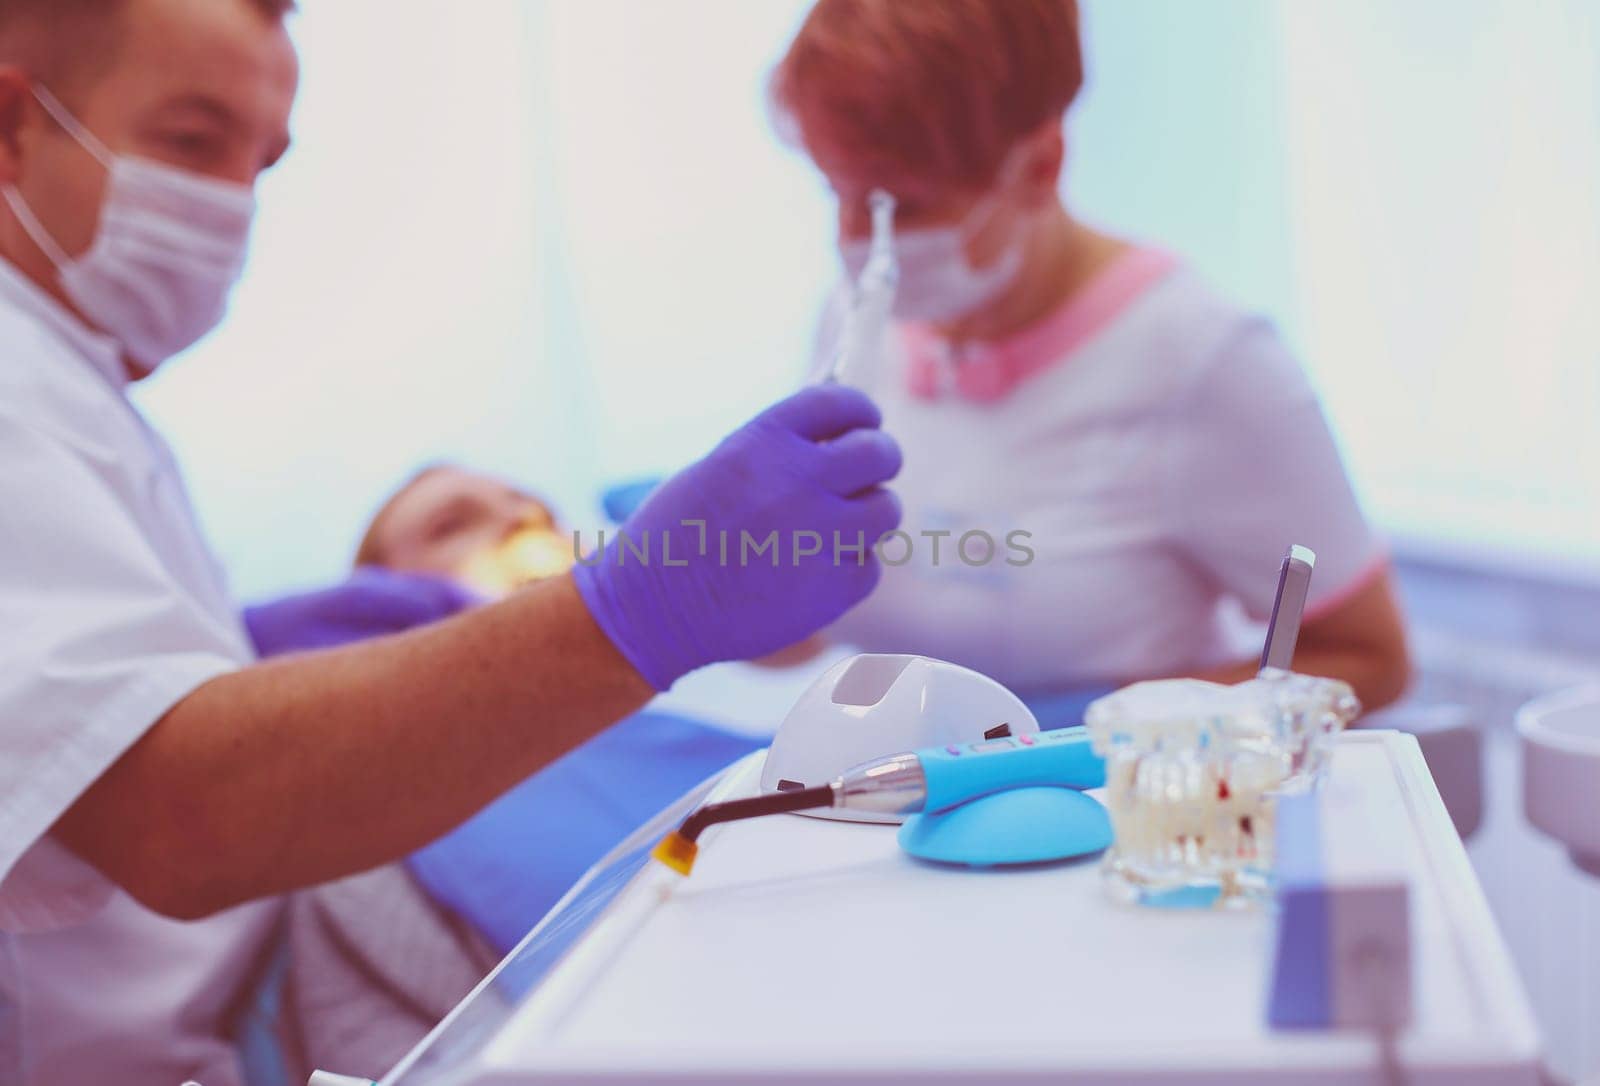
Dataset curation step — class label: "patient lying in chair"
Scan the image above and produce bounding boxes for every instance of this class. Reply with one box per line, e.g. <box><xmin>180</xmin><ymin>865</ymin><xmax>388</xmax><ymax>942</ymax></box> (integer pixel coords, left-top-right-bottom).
<box><xmin>262</xmin><ymin>466</ymin><xmax>762</xmax><ymax>1079</ymax></box>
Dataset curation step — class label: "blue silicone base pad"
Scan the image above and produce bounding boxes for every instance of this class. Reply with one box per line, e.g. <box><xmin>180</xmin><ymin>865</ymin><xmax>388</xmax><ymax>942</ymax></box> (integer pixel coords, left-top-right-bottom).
<box><xmin>897</xmin><ymin>786</ymin><xmax>1113</xmax><ymax>867</ymax></box>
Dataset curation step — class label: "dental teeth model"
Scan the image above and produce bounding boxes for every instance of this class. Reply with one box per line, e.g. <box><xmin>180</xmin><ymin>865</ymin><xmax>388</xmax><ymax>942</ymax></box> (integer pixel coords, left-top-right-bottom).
<box><xmin>1085</xmin><ymin>673</ymin><xmax>1360</xmax><ymax>905</ymax></box>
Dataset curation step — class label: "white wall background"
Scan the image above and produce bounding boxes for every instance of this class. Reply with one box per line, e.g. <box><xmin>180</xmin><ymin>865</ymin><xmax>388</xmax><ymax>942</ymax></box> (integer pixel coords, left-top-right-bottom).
<box><xmin>136</xmin><ymin>1</ymin><xmax>552</xmax><ymax>599</ymax></box>
<box><xmin>137</xmin><ymin>0</ymin><xmax>1600</xmax><ymax>603</ymax></box>
<box><xmin>1277</xmin><ymin>0</ymin><xmax>1600</xmax><ymax>577</ymax></box>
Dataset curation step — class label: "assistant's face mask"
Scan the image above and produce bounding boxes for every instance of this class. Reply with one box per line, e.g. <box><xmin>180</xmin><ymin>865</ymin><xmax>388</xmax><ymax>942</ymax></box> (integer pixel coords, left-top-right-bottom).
<box><xmin>839</xmin><ymin>168</ymin><xmax>1026</xmax><ymax>325</ymax></box>
<box><xmin>1</xmin><ymin>85</ymin><xmax>256</xmax><ymax>374</ymax></box>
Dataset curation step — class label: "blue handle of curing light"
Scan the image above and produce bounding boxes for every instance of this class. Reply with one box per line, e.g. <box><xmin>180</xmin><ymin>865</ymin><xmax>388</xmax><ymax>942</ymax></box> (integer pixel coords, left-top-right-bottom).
<box><xmin>916</xmin><ymin>727</ymin><xmax>1106</xmax><ymax>814</ymax></box>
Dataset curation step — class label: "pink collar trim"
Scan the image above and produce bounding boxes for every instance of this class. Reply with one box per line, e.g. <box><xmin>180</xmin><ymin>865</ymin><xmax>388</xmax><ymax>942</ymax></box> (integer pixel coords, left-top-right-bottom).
<box><xmin>901</xmin><ymin>246</ymin><xmax>1180</xmax><ymax>402</ymax></box>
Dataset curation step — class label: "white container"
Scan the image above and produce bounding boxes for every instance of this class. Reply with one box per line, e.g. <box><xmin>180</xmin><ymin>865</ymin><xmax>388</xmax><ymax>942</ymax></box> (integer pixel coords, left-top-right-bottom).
<box><xmin>1517</xmin><ymin>685</ymin><xmax>1600</xmax><ymax>876</ymax></box>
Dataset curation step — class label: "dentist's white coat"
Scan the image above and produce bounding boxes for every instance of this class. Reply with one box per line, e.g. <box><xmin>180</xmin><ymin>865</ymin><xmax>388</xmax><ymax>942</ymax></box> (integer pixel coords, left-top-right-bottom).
<box><xmin>0</xmin><ymin>259</ymin><xmax>277</xmax><ymax>1085</ymax></box>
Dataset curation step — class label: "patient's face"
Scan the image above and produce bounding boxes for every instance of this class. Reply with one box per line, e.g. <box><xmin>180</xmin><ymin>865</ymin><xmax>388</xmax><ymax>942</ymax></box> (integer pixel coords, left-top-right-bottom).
<box><xmin>368</xmin><ymin>467</ymin><xmax>564</xmax><ymax>591</ymax></box>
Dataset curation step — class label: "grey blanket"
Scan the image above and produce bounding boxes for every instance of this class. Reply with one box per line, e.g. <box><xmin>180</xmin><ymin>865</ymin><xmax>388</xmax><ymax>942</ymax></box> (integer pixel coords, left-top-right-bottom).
<box><xmin>282</xmin><ymin>863</ymin><xmax>498</xmax><ymax>1082</ymax></box>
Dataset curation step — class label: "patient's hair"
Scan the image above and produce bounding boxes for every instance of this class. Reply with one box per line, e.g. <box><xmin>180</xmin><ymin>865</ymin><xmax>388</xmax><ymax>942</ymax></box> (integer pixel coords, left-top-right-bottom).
<box><xmin>353</xmin><ymin>464</ymin><xmax>450</xmax><ymax>569</ymax></box>
<box><xmin>771</xmin><ymin>0</ymin><xmax>1083</xmax><ymax>191</ymax></box>
<box><xmin>0</xmin><ymin>0</ymin><xmax>296</xmax><ymax>92</ymax></box>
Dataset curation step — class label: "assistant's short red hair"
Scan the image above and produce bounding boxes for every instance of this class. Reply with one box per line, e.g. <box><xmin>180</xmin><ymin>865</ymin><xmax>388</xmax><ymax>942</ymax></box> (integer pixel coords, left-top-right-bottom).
<box><xmin>772</xmin><ymin>0</ymin><xmax>1083</xmax><ymax>191</ymax></box>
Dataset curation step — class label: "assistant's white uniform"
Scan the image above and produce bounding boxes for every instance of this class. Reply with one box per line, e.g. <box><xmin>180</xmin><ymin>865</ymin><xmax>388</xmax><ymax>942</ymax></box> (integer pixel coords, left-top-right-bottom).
<box><xmin>0</xmin><ymin>259</ymin><xmax>277</xmax><ymax>1085</ymax></box>
<box><xmin>819</xmin><ymin>248</ymin><xmax>1385</xmax><ymax>693</ymax></box>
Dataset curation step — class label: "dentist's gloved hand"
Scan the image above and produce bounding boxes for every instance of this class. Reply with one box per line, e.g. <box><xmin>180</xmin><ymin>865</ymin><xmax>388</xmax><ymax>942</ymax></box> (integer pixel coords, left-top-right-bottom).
<box><xmin>574</xmin><ymin>385</ymin><xmax>902</xmax><ymax>690</ymax></box>
<box><xmin>243</xmin><ymin>567</ymin><xmax>482</xmax><ymax>658</ymax></box>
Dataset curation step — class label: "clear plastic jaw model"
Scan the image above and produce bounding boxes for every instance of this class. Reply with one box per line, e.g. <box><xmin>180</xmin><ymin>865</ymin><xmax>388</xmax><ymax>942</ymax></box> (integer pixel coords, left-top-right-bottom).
<box><xmin>1231</xmin><ymin>667</ymin><xmax>1363</xmax><ymax>787</ymax></box>
<box><xmin>1085</xmin><ymin>673</ymin><xmax>1361</xmax><ymax>907</ymax></box>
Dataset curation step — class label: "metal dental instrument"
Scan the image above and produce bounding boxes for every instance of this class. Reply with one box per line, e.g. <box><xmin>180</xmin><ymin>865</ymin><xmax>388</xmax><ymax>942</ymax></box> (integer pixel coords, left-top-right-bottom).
<box><xmin>1260</xmin><ymin>544</ymin><xmax>1316</xmax><ymax>673</ymax></box>
<box><xmin>821</xmin><ymin>188</ymin><xmax>898</xmax><ymax>385</ymax></box>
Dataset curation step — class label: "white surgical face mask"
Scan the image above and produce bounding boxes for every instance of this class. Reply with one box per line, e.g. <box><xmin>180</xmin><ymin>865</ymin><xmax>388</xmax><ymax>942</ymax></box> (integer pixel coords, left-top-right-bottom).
<box><xmin>1</xmin><ymin>85</ymin><xmax>256</xmax><ymax>374</ymax></box>
<box><xmin>839</xmin><ymin>178</ymin><xmax>1025</xmax><ymax>325</ymax></box>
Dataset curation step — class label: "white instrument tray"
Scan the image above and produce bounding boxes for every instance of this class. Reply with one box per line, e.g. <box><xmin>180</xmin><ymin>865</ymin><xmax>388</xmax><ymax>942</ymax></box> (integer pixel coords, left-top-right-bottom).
<box><xmin>386</xmin><ymin>731</ymin><xmax>1539</xmax><ymax>1084</ymax></box>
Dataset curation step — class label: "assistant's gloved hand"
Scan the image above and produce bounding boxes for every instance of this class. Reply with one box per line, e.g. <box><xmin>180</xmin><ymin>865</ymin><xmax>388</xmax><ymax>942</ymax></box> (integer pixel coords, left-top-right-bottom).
<box><xmin>243</xmin><ymin>567</ymin><xmax>482</xmax><ymax>658</ymax></box>
<box><xmin>574</xmin><ymin>385</ymin><xmax>902</xmax><ymax>690</ymax></box>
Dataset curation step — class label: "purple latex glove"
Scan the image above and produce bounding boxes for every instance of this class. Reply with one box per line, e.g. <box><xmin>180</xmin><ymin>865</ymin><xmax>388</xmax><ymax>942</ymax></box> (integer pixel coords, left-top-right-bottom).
<box><xmin>243</xmin><ymin>567</ymin><xmax>482</xmax><ymax>658</ymax></box>
<box><xmin>574</xmin><ymin>385</ymin><xmax>902</xmax><ymax>690</ymax></box>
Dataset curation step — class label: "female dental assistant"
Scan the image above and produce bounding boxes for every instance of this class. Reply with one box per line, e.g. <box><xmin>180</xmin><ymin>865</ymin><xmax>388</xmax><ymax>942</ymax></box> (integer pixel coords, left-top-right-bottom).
<box><xmin>773</xmin><ymin>0</ymin><xmax>1410</xmax><ymax>711</ymax></box>
<box><xmin>0</xmin><ymin>2</ymin><xmax>901</xmax><ymax>1082</ymax></box>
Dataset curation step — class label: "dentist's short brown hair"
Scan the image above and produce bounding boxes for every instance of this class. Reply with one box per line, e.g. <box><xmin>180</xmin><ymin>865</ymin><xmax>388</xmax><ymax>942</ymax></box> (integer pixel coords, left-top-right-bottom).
<box><xmin>0</xmin><ymin>0</ymin><xmax>295</xmax><ymax>93</ymax></box>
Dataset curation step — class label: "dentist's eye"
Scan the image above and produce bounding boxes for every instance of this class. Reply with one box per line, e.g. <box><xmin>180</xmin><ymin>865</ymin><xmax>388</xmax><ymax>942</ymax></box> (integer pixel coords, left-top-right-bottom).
<box><xmin>159</xmin><ymin>129</ymin><xmax>226</xmax><ymax>163</ymax></box>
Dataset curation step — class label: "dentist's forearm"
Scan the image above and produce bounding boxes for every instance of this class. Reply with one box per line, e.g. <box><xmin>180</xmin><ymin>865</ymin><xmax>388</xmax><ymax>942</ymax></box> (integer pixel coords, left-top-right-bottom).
<box><xmin>53</xmin><ymin>574</ymin><xmax>653</xmax><ymax>920</ymax></box>
<box><xmin>54</xmin><ymin>386</ymin><xmax>903</xmax><ymax>921</ymax></box>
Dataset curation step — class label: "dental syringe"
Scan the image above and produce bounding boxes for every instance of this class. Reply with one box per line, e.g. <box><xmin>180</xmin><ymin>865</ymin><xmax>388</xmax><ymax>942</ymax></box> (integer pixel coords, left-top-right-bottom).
<box><xmin>821</xmin><ymin>188</ymin><xmax>898</xmax><ymax>385</ymax></box>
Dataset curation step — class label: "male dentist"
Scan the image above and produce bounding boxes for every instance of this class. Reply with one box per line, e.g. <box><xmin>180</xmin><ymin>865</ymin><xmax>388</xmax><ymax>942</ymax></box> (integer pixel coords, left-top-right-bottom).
<box><xmin>0</xmin><ymin>1</ymin><xmax>902</xmax><ymax>1082</ymax></box>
